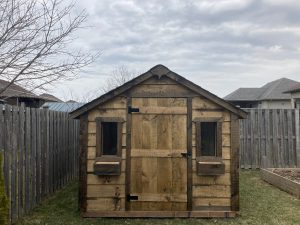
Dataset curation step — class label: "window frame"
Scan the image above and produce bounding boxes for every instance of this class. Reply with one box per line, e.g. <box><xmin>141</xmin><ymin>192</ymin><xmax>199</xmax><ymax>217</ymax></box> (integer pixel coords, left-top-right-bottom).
<box><xmin>95</xmin><ymin>117</ymin><xmax>124</xmax><ymax>158</ymax></box>
<box><xmin>194</xmin><ymin>117</ymin><xmax>223</xmax><ymax>158</ymax></box>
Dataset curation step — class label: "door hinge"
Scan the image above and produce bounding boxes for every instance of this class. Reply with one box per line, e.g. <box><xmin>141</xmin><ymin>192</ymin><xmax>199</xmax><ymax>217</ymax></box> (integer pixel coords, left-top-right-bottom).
<box><xmin>128</xmin><ymin>106</ymin><xmax>139</xmax><ymax>113</ymax></box>
<box><xmin>127</xmin><ymin>194</ymin><xmax>139</xmax><ymax>201</ymax></box>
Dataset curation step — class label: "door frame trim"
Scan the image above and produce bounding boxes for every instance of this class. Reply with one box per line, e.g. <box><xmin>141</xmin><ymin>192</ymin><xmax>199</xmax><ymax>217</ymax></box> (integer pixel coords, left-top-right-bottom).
<box><xmin>125</xmin><ymin>97</ymin><xmax>132</xmax><ymax>210</ymax></box>
<box><xmin>187</xmin><ymin>97</ymin><xmax>193</xmax><ymax>210</ymax></box>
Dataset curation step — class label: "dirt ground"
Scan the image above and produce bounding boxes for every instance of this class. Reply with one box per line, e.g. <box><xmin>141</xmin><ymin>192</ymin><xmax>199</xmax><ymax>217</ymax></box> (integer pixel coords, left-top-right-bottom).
<box><xmin>272</xmin><ymin>168</ymin><xmax>300</xmax><ymax>183</ymax></box>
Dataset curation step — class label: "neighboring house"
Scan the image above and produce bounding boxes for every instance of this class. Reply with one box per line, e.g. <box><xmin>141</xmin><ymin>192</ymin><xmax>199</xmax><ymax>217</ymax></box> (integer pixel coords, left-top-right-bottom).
<box><xmin>224</xmin><ymin>78</ymin><xmax>300</xmax><ymax>109</ymax></box>
<box><xmin>70</xmin><ymin>65</ymin><xmax>246</xmax><ymax>218</ymax></box>
<box><xmin>283</xmin><ymin>83</ymin><xmax>300</xmax><ymax>109</ymax></box>
<box><xmin>41</xmin><ymin>102</ymin><xmax>84</xmax><ymax>112</ymax></box>
<box><xmin>0</xmin><ymin>79</ymin><xmax>62</xmax><ymax>108</ymax></box>
<box><xmin>0</xmin><ymin>79</ymin><xmax>45</xmax><ymax>107</ymax></box>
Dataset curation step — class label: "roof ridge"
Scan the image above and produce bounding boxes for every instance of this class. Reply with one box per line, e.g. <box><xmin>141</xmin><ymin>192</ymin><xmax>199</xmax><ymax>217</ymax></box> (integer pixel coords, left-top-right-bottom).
<box><xmin>257</xmin><ymin>79</ymin><xmax>281</xmax><ymax>100</ymax></box>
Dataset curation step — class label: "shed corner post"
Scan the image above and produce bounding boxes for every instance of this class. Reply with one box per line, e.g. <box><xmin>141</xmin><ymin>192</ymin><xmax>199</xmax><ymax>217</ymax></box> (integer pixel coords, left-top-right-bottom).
<box><xmin>79</xmin><ymin>113</ymin><xmax>88</xmax><ymax>213</ymax></box>
<box><xmin>230</xmin><ymin>114</ymin><xmax>240</xmax><ymax>212</ymax></box>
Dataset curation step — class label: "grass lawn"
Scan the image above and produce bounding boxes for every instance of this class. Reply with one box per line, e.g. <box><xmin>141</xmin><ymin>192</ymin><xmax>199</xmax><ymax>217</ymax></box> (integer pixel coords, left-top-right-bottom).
<box><xmin>16</xmin><ymin>170</ymin><xmax>300</xmax><ymax>225</ymax></box>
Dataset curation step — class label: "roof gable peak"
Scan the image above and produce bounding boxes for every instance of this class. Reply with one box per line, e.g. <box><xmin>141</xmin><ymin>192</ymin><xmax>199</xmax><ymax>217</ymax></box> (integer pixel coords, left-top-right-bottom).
<box><xmin>149</xmin><ymin>64</ymin><xmax>171</xmax><ymax>77</ymax></box>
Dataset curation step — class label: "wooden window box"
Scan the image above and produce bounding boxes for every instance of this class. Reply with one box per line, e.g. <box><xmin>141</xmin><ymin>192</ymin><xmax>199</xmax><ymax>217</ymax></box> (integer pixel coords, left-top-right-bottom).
<box><xmin>93</xmin><ymin>156</ymin><xmax>121</xmax><ymax>176</ymax></box>
<box><xmin>196</xmin><ymin>156</ymin><xmax>225</xmax><ymax>176</ymax></box>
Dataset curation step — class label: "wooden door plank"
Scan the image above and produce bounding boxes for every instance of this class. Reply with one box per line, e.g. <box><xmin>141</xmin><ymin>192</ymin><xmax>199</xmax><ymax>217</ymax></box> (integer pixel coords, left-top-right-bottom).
<box><xmin>187</xmin><ymin>98</ymin><xmax>193</xmax><ymax>210</ymax></box>
<box><xmin>157</xmin><ymin>115</ymin><xmax>172</xmax><ymax>149</ymax></box>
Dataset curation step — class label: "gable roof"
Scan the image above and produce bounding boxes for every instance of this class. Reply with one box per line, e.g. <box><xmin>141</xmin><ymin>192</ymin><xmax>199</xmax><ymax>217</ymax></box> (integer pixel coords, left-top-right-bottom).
<box><xmin>70</xmin><ymin>65</ymin><xmax>247</xmax><ymax>119</ymax></box>
<box><xmin>224</xmin><ymin>78</ymin><xmax>300</xmax><ymax>101</ymax></box>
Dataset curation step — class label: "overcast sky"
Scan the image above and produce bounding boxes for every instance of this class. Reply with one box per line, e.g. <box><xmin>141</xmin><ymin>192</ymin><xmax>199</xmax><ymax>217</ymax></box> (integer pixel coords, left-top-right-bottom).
<box><xmin>52</xmin><ymin>0</ymin><xmax>300</xmax><ymax>101</ymax></box>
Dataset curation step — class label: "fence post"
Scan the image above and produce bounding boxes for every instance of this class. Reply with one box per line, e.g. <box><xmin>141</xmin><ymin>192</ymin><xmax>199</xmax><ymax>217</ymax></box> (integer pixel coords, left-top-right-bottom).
<box><xmin>295</xmin><ymin>109</ymin><xmax>300</xmax><ymax>167</ymax></box>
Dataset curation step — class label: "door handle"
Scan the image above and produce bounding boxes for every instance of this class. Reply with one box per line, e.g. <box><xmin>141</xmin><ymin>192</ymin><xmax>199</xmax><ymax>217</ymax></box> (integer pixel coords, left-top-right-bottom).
<box><xmin>181</xmin><ymin>152</ymin><xmax>191</xmax><ymax>158</ymax></box>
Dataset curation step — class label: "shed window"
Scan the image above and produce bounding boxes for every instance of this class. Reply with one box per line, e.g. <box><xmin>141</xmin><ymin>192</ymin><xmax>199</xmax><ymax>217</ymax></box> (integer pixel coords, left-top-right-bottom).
<box><xmin>102</xmin><ymin>122</ymin><xmax>118</xmax><ymax>155</ymax></box>
<box><xmin>196</xmin><ymin>121</ymin><xmax>222</xmax><ymax>157</ymax></box>
<box><xmin>96</xmin><ymin>118</ymin><xmax>123</xmax><ymax>157</ymax></box>
<box><xmin>201</xmin><ymin>122</ymin><xmax>217</xmax><ymax>156</ymax></box>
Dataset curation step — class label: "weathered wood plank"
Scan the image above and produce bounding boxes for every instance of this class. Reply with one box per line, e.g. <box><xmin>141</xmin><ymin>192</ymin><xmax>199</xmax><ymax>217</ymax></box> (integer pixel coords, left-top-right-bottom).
<box><xmin>4</xmin><ymin>105</ymin><xmax>12</xmax><ymax>221</ymax></box>
<box><xmin>25</xmin><ymin>107</ymin><xmax>31</xmax><ymax>213</ymax></box>
<box><xmin>193</xmin><ymin>173</ymin><xmax>231</xmax><ymax>186</ymax></box>
<box><xmin>193</xmin><ymin>185</ymin><xmax>231</xmax><ymax>198</ymax></box>
<box><xmin>18</xmin><ymin>105</ymin><xmax>25</xmax><ymax>217</ymax></box>
<box><xmin>87</xmin><ymin>198</ymin><xmax>125</xmax><ymax>211</ymax></box>
<box><xmin>129</xmin><ymin>84</ymin><xmax>195</xmax><ymax>97</ymax></box>
<box><xmin>87</xmin><ymin>184</ymin><xmax>126</xmax><ymax>198</ymax></box>
<box><xmin>295</xmin><ymin>109</ymin><xmax>300</xmax><ymax>167</ymax></box>
<box><xmin>193</xmin><ymin>197</ymin><xmax>231</xmax><ymax>207</ymax></box>
<box><xmin>87</xmin><ymin>174</ymin><xmax>126</xmax><ymax>185</ymax></box>
<box><xmin>11</xmin><ymin>106</ymin><xmax>19</xmax><ymax>222</ymax></box>
<box><xmin>287</xmin><ymin>110</ymin><xmax>294</xmax><ymax>167</ymax></box>
<box><xmin>83</xmin><ymin>210</ymin><xmax>236</xmax><ymax>218</ymax></box>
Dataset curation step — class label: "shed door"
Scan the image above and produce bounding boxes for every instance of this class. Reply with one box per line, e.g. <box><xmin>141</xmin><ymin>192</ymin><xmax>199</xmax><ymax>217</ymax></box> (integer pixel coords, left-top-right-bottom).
<box><xmin>129</xmin><ymin>98</ymin><xmax>187</xmax><ymax>211</ymax></box>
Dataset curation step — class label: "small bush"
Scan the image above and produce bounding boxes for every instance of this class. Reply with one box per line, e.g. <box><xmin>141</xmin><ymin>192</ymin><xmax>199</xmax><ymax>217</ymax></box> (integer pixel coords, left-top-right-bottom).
<box><xmin>0</xmin><ymin>150</ymin><xmax>9</xmax><ymax>225</ymax></box>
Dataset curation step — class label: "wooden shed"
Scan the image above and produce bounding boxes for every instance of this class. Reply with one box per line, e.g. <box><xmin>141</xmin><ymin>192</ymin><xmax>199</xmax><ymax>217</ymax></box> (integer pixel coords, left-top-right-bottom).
<box><xmin>70</xmin><ymin>65</ymin><xmax>247</xmax><ymax>218</ymax></box>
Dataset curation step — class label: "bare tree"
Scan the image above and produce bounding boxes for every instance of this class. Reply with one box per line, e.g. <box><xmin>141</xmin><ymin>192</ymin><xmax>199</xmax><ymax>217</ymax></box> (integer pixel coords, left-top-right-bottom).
<box><xmin>0</xmin><ymin>0</ymin><xmax>98</xmax><ymax>96</ymax></box>
<box><xmin>61</xmin><ymin>88</ymin><xmax>98</xmax><ymax>103</ymax></box>
<box><xmin>100</xmin><ymin>65</ymin><xmax>137</xmax><ymax>93</ymax></box>
<box><xmin>59</xmin><ymin>66</ymin><xmax>137</xmax><ymax>103</ymax></box>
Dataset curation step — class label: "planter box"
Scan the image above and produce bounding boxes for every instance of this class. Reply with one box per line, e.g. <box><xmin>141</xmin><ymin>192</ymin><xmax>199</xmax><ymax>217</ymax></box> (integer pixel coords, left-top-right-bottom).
<box><xmin>196</xmin><ymin>156</ymin><xmax>225</xmax><ymax>176</ymax></box>
<box><xmin>260</xmin><ymin>168</ymin><xmax>300</xmax><ymax>198</ymax></box>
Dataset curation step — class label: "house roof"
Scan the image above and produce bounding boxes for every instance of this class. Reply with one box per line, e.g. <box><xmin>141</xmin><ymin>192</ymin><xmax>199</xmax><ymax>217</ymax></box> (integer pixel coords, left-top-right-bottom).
<box><xmin>224</xmin><ymin>78</ymin><xmax>300</xmax><ymax>101</ymax></box>
<box><xmin>70</xmin><ymin>65</ymin><xmax>247</xmax><ymax>119</ymax></box>
<box><xmin>39</xmin><ymin>93</ymin><xmax>62</xmax><ymax>102</ymax></box>
<box><xmin>283</xmin><ymin>83</ymin><xmax>300</xmax><ymax>93</ymax></box>
<box><xmin>0</xmin><ymin>79</ymin><xmax>39</xmax><ymax>99</ymax></box>
<box><xmin>224</xmin><ymin>88</ymin><xmax>264</xmax><ymax>101</ymax></box>
<box><xmin>0</xmin><ymin>79</ymin><xmax>61</xmax><ymax>102</ymax></box>
<box><xmin>42</xmin><ymin>102</ymin><xmax>84</xmax><ymax>112</ymax></box>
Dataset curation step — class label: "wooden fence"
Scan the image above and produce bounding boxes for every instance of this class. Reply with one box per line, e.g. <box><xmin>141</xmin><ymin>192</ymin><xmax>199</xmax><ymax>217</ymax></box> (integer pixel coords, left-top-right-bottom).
<box><xmin>0</xmin><ymin>104</ymin><xmax>80</xmax><ymax>223</ymax></box>
<box><xmin>240</xmin><ymin>108</ymin><xmax>300</xmax><ymax>169</ymax></box>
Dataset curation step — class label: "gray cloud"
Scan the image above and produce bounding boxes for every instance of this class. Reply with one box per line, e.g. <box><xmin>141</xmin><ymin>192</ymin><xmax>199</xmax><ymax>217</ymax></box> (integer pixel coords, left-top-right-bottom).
<box><xmin>52</xmin><ymin>0</ymin><xmax>300</xmax><ymax>100</ymax></box>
